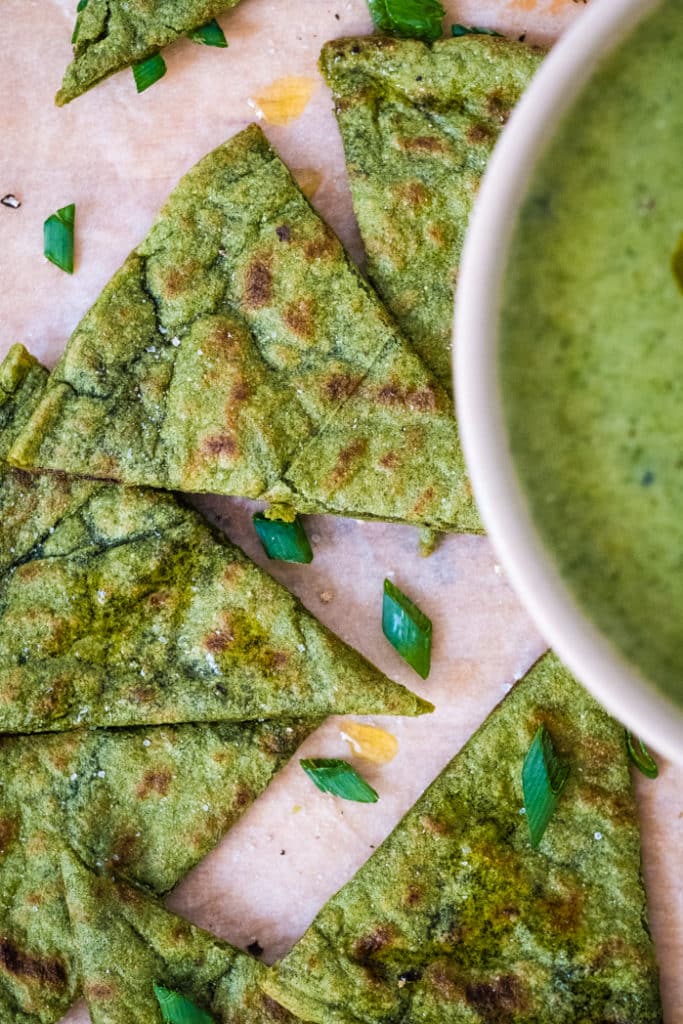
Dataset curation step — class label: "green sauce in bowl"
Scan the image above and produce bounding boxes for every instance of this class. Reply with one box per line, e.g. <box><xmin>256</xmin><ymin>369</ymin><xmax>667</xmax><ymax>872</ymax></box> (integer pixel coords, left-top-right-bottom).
<box><xmin>501</xmin><ymin>0</ymin><xmax>683</xmax><ymax>708</ymax></box>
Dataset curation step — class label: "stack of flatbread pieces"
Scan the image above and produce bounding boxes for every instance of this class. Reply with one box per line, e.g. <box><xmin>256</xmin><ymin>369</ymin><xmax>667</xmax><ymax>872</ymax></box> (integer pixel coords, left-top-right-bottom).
<box><xmin>58</xmin><ymin>0</ymin><xmax>244</xmax><ymax>106</ymax></box>
<box><xmin>0</xmin><ymin>344</ymin><xmax>428</xmax><ymax>1022</ymax></box>
<box><xmin>4</xmin><ymin>23</ymin><xmax>663</xmax><ymax>1024</ymax></box>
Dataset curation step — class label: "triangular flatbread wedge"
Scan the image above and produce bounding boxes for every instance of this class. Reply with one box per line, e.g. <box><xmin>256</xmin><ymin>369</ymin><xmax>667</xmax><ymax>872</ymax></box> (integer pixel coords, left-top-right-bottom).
<box><xmin>10</xmin><ymin>126</ymin><xmax>481</xmax><ymax>535</ymax></box>
<box><xmin>58</xmin><ymin>1</ymin><xmax>242</xmax><ymax>106</ymax></box>
<box><xmin>61</xmin><ymin>848</ymin><xmax>299</xmax><ymax>1024</ymax></box>
<box><xmin>319</xmin><ymin>35</ymin><xmax>543</xmax><ymax>393</ymax></box>
<box><xmin>265</xmin><ymin>652</ymin><xmax>662</xmax><ymax>1023</ymax></box>
<box><xmin>0</xmin><ymin>716</ymin><xmax>314</xmax><ymax>1022</ymax></box>
<box><xmin>0</xmin><ymin>345</ymin><xmax>429</xmax><ymax>732</ymax></box>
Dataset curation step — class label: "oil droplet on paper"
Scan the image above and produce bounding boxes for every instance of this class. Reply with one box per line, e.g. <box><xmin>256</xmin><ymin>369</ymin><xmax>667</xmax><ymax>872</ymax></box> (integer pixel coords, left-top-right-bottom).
<box><xmin>340</xmin><ymin>721</ymin><xmax>399</xmax><ymax>764</ymax></box>
<box><xmin>248</xmin><ymin>76</ymin><xmax>316</xmax><ymax>126</ymax></box>
<box><xmin>294</xmin><ymin>167</ymin><xmax>323</xmax><ymax>200</ymax></box>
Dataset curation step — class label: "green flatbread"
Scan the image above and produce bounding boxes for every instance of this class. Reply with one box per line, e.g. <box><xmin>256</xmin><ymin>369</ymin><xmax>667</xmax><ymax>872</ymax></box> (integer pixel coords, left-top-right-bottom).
<box><xmin>265</xmin><ymin>652</ymin><xmax>662</xmax><ymax>1023</ymax></box>
<box><xmin>0</xmin><ymin>345</ymin><xmax>429</xmax><ymax>732</ymax></box>
<box><xmin>61</xmin><ymin>848</ymin><xmax>299</xmax><ymax>1024</ymax></box>
<box><xmin>319</xmin><ymin>35</ymin><xmax>543</xmax><ymax>393</ymax></box>
<box><xmin>58</xmin><ymin>1</ymin><xmax>241</xmax><ymax>106</ymax></box>
<box><xmin>0</xmin><ymin>717</ymin><xmax>315</xmax><ymax>1022</ymax></box>
<box><xmin>10</xmin><ymin>126</ymin><xmax>481</xmax><ymax>536</ymax></box>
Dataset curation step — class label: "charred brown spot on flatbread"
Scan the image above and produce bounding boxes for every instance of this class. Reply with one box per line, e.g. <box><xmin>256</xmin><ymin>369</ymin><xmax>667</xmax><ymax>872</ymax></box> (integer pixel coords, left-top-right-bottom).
<box><xmin>395</xmin><ymin>181</ymin><xmax>429</xmax><ymax>208</ymax></box>
<box><xmin>304</xmin><ymin>225</ymin><xmax>337</xmax><ymax>260</ymax></box>
<box><xmin>353</xmin><ymin>924</ymin><xmax>394</xmax><ymax>961</ymax></box>
<box><xmin>275</xmin><ymin>225</ymin><xmax>291</xmax><ymax>242</ymax></box>
<box><xmin>327</xmin><ymin>438</ymin><xmax>367</xmax><ymax>487</ymax></box>
<box><xmin>375</xmin><ymin>382</ymin><xmax>439</xmax><ymax>413</ymax></box>
<box><xmin>261</xmin><ymin>994</ymin><xmax>294</xmax><ymax>1021</ymax></box>
<box><xmin>136</xmin><ymin>769</ymin><xmax>173</xmax><ymax>799</ymax></box>
<box><xmin>412</xmin><ymin>487</ymin><xmax>436</xmax><ymax>517</ymax></box>
<box><xmin>147</xmin><ymin>590</ymin><xmax>171</xmax><ymax>609</ymax></box>
<box><xmin>84</xmin><ymin>980</ymin><xmax>116</xmax><ymax>1000</ymax></box>
<box><xmin>0</xmin><ymin>817</ymin><xmax>17</xmax><ymax>857</ymax></box>
<box><xmin>379</xmin><ymin>450</ymin><xmax>400</xmax><ymax>470</ymax></box>
<box><xmin>0</xmin><ymin>939</ymin><xmax>67</xmax><ymax>989</ymax></box>
<box><xmin>325</xmin><ymin>373</ymin><xmax>358</xmax><ymax>403</ymax></box>
<box><xmin>161</xmin><ymin>263</ymin><xmax>198</xmax><ymax>299</ymax></box>
<box><xmin>420</xmin><ymin>814</ymin><xmax>451</xmax><ymax>836</ymax></box>
<box><xmin>486</xmin><ymin>90</ymin><xmax>513</xmax><ymax>124</ymax></box>
<box><xmin>283</xmin><ymin>298</ymin><xmax>315</xmax><ymax>339</ymax></box>
<box><xmin>465</xmin><ymin>974</ymin><xmax>527</xmax><ymax>1013</ymax></box>
<box><xmin>201</xmin><ymin>434</ymin><xmax>237</xmax><ymax>458</ymax></box>
<box><xmin>404</xmin><ymin>884</ymin><xmax>423</xmax><ymax>907</ymax></box>
<box><xmin>427</xmin><ymin>962</ymin><xmax>459</xmax><ymax>1000</ymax></box>
<box><xmin>467</xmin><ymin>121</ymin><xmax>496</xmax><ymax>144</ymax></box>
<box><xmin>244</xmin><ymin>259</ymin><xmax>273</xmax><ymax>309</ymax></box>
<box><xmin>266</xmin><ymin>649</ymin><xmax>290</xmax><ymax>671</ymax></box>
<box><xmin>397</xmin><ymin>136</ymin><xmax>446</xmax><ymax>155</ymax></box>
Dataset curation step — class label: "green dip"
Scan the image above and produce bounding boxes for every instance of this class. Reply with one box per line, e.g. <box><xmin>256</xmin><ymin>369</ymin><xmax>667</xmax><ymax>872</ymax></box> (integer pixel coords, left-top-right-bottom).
<box><xmin>500</xmin><ymin>0</ymin><xmax>683</xmax><ymax>708</ymax></box>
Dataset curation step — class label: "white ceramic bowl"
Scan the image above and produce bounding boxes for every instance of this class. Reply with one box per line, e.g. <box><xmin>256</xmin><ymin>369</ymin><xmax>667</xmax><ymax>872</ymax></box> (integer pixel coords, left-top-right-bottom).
<box><xmin>455</xmin><ymin>0</ymin><xmax>683</xmax><ymax>765</ymax></box>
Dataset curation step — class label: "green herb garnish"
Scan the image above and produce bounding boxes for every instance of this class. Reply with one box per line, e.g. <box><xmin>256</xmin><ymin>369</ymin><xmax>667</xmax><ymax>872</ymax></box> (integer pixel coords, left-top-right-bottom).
<box><xmin>188</xmin><ymin>19</ymin><xmax>228</xmax><ymax>47</ymax></box>
<box><xmin>72</xmin><ymin>0</ymin><xmax>89</xmax><ymax>43</ymax></box>
<box><xmin>43</xmin><ymin>203</ymin><xmax>75</xmax><ymax>274</ymax></box>
<box><xmin>153</xmin><ymin>984</ymin><xmax>215</xmax><ymax>1024</ymax></box>
<box><xmin>672</xmin><ymin>233</ymin><xmax>683</xmax><ymax>293</ymax></box>
<box><xmin>367</xmin><ymin>0</ymin><xmax>445</xmax><ymax>43</ymax></box>
<box><xmin>452</xmin><ymin>23</ymin><xmax>502</xmax><ymax>37</ymax></box>
<box><xmin>625</xmin><ymin>730</ymin><xmax>659</xmax><ymax>778</ymax></box>
<box><xmin>522</xmin><ymin>725</ymin><xmax>570</xmax><ymax>848</ymax></box>
<box><xmin>253</xmin><ymin>513</ymin><xmax>313</xmax><ymax>563</ymax></box>
<box><xmin>132</xmin><ymin>53</ymin><xmax>167</xmax><ymax>94</ymax></box>
<box><xmin>300</xmin><ymin>759</ymin><xmax>379</xmax><ymax>803</ymax></box>
<box><xmin>382</xmin><ymin>579</ymin><xmax>432</xmax><ymax>678</ymax></box>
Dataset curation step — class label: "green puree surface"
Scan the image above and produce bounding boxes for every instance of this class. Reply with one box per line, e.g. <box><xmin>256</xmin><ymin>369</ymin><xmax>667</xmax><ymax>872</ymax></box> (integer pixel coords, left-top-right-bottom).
<box><xmin>501</xmin><ymin>0</ymin><xmax>683</xmax><ymax>708</ymax></box>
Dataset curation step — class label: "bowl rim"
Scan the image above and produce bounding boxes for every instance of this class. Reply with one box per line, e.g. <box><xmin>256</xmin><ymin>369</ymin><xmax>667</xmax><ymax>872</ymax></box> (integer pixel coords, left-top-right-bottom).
<box><xmin>455</xmin><ymin>0</ymin><xmax>683</xmax><ymax>764</ymax></box>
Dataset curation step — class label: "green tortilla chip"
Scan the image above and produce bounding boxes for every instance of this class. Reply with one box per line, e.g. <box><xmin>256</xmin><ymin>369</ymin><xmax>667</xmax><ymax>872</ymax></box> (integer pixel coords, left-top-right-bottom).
<box><xmin>10</xmin><ymin>127</ymin><xmax>481</xmax><ymax>536</ymax></box>
<box><xmin>319</xmin><ymin>35</ymin><xmax>543</xmax><ymax>392</ymax></box>
<box><xmin>265</xmin><ymin>652</ymin><xmax>662</xmax><ymax>1023</ymax></box>
<box><xmin>0</xmin><ymin>717</ymin><xmax>315</xmax><ymax>1022</ymax></box>
<box><xmin>0</xmin><ymin>345</ymin><xmax>429</xmax><ymax>732</ymax></box>
<box><xmin>58</xmin><ymin>1</ymin><xmax>240</xmax><ymax>106</ymax></box>
<box><xmin>61</xmin><ymin>848</ymin><xmax>299</xmax><ymax>1024</ymax></box>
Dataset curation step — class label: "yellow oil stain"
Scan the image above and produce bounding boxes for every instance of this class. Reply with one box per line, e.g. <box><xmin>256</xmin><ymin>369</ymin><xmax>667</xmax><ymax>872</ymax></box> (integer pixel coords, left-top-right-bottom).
<box><xmin>292</xmin><ymin>804</ymin><xmax>302</xmax><ymax>814</ymax></box>
<box><xmin>249</xmin><ymin>76</ymin><xmax>316</xmax><ymax>126</ymax></box>
<box><xmin>505</xmin><ymin>0</ymin><xmax>538</xmax><ymax>10</ymax></box>
<box><xmin>293</xmin><ymin>167</ymin><xmax>323</xmax><ymax>200</ymax></box>
<box><xmin>340</xmin><ymin>721</ymin><xmax>399</xmax><ymax>765</ymax></box>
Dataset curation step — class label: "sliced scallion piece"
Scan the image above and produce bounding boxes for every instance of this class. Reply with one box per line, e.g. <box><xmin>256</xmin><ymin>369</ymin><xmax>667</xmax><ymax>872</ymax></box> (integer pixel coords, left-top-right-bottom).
<box><xmin>382</xmin><ymin>579</ymin><xmax>431</xmax><ymax>678</ymax></box>
<box><xmin>72</xmin><ymin>0</ymin><xmax>89</xmax><ymax>42</ymax></box>
<box><xmin>188</xmin><ymin>19</ymin><xmax>228</xmax><ymax>47</ymax></box>
<box><xmin>452</xmin><ymin>23</ymin><xmax>502</xmax><ymax>36</ymax></box>
<box><xmin>153</xmin><ymin>984</ymin><xmax>215</xmax><ymax>1024</ymax></box>
<box><xmin>300</xmin><ymin>759</ymin><xmax>379</xmax><ymax>803</ymax></box>
<box><xmin>625</xmin><ymin>730</ymin><xmax>659</xmax><ymax>778</ymax></box>
<box><xmin>132</xmin><ymin>53</ymin><xmax>167</xmax><ymax>94</ymax></box>
<box><xmin>522</xmin><ymin>725</ymin><xmax>569</xmax><ymax>848</ymax></box>
<box><xmin>43</xmin><ymin>203</ymin><xmax>75</xmax><ymax>274</ymax></box>
<box><xmin>253</xmin><ymin>513</ymin><xmax>313</xmax><ymax>563</ymax></box>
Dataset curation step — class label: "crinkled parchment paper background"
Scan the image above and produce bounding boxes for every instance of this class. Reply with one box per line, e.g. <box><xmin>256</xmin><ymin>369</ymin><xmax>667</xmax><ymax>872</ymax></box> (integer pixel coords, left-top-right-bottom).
<box><xmin>1</xmin><ymin>1</ymin><xmax>681</xmax><ymax>1020</ymax></box>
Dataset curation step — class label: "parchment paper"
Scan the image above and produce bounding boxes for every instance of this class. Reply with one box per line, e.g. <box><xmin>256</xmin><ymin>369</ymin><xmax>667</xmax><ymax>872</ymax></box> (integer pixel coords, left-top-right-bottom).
<box><xmin>1</xmin><ymin>2</ymin><xmax>680</xmax><ymax>1021</ymax></box>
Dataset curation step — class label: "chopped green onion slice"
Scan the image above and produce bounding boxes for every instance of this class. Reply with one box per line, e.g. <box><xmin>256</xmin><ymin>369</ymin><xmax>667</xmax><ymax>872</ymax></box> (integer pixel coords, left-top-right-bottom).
<box><xmin>452</xmin><ymin>23</ymin><xmax>502</xmax><ymax>36</ymax></box>
<box><xmin>72</xmin><ymin>0</ymin><xmax>89</xmax><ymax>43</ymax></box>
<box><xmin>300</xmin><ymin>759</ymin><xmax>379</xmax><ymax>803</ymax></box>
<box><xmin>153</xmin><ymin>984</ymin><xmax>215</xmax><ymax>1024</ymax></box>
<box><xmin>253</xmin><ymin>513</ymin><xmax>313</xmax><ymax>563</ymax></box>
<box><xmin>43</xmin><ymin>203</ymin><xmax>75</xmax><ymax>274</ymax></box>
<box><xmin>672</xmin><ymin>233</ymin><xmax>683</xmax><ymax>293</ymax></box>
<box><xmin>625</xmin><ymin>731</ymin><xmax>659</xmax><ymax>778</ymax></box>
<box><xmin>522</xmin><ymin>725</ymin><xmax>570</xmax><ymax>849</ymax></box>
<box><xmin>188</xmin><ymin>19</ymin><xmax>228</xmax><ymax>47</ymax></box>
<box><xmin>367</xmin><ymin>0</ymin><xmax>445</xmax><ymax>43</ymax></box>
<box><xmin>382</xmin><ymin>579</ymin><xmax>432</xmax><ymax>678</ymax></box>
<box><xmin>132</xmin><ymin>53</ymin><xmax>167</xmax><ymax>94</ymax></box>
